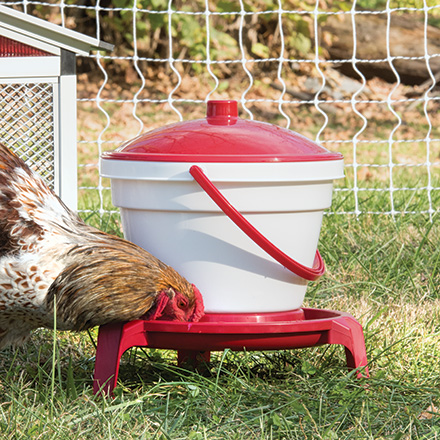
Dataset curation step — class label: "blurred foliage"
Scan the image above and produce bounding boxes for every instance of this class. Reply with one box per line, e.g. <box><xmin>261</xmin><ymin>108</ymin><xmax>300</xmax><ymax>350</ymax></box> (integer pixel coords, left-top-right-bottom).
<box><xmin>9</xmin><ymin>0</ymin><xmax>317</xmax><ymax>75</ymax></box>
<box><xmin>7</xmin><ymin>0</ymin><xmax>440</xmax><ymax>76</ymax></box>
<box><xmin>357</xmin><ymin>0</ymin><xmax>439</xmax><ymax>9</ymax></box>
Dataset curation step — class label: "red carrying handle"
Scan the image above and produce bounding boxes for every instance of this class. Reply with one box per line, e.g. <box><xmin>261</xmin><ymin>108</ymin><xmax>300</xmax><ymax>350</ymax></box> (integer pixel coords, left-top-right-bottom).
<box><xmin>189</xmin><ymin>165</ymin><xmax>325</xmax><ymax>281</ymax></box>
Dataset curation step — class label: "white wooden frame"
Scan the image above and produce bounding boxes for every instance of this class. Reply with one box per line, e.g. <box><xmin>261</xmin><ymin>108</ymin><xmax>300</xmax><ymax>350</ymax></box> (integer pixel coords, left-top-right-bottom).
<box><xmin>0</xmin><ymin>5</ymin><xmax>113</xmax><ymax>211</ymax></box>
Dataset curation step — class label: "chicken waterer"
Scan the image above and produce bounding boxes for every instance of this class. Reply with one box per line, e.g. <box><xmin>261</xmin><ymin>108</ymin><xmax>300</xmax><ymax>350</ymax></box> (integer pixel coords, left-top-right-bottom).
<box><xmin>101</xmin><ymin>100</ymin><xmax>344</xmax><ymax>313</ymax></box>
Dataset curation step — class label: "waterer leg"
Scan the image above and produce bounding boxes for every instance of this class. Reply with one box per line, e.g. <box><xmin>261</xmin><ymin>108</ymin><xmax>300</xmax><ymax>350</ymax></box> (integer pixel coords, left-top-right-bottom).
<box><xmin>93</xmin><ymin>322</ymin><xmax>124</xmax><ymax>396</ymax></box>
<box><xmin>177</xmin><ymin>350</ymin><xmax>211</xmax><ymax>369</ymax></box>
<box><xmin>329</xmin><ymin>316</ymin><xmax>369</xmax><ymax>378</ymax></box>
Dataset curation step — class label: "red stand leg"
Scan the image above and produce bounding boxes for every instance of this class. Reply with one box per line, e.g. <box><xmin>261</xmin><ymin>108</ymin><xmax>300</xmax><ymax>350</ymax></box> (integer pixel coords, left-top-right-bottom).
<box><xmin>328</xmin><ymin>316</ymin><xmax>369</xmax><ymax>377</ymax></box>
<box><xmin>177</xmin><ymin>350</ymin><xmax>211</xmax><ymax>367</ymax></box>
<box><xmin>93</xmin><ymin>322</ymin><xmax>125</xmax><ymax>396</ymax></box>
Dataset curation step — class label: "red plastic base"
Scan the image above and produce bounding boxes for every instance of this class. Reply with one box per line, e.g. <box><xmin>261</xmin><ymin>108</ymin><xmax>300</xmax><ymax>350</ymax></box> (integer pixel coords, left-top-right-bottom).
<box><xmin>93</xmin><ymin>308</ymin><xmax>369</xmax><ymax>396</ymax></box>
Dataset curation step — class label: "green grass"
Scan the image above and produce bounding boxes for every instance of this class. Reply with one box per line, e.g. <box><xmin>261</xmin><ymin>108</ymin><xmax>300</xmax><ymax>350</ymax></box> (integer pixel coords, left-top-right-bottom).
<box><xmin>0</xmin><ymin>212</ymin><xmax>439</xmax><ymax>439</ymax></box>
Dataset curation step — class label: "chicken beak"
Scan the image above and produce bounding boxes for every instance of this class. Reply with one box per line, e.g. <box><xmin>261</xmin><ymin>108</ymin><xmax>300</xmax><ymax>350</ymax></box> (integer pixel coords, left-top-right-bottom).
<box><xmin>190</xmin><ymin>284</ymin><xmax>205</xmax><ymax>322</ymax></box>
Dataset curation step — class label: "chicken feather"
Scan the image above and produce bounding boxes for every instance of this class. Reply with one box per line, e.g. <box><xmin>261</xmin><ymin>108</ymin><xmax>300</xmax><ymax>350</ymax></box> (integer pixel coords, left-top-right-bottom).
<box><xmin>0</xmin><ymin>144</ymin><xmax>204</xmax><ymax>348</ymax></box>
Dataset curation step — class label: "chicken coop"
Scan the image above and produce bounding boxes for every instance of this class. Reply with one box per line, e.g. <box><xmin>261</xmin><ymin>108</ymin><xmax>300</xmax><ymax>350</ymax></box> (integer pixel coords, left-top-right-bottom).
<box><xmin>0</xmin><ymin>5</ymin><xmax>112</xmax><ymax>210</ymax></box>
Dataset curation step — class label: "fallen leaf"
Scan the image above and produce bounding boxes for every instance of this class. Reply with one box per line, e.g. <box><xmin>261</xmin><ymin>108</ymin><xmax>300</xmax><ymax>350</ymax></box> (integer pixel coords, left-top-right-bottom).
<box><xmin>418</xmin><ymin>405</ymin><xmax>440</xmax><ymax>420</ymax></box>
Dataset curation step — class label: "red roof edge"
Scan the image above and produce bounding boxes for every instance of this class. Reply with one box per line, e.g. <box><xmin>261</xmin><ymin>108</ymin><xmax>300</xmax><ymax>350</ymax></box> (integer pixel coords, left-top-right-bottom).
<box><xmin>0</xmin><ymin>35</ymin><xmax>51</xmax><ymax>57</ymax></box>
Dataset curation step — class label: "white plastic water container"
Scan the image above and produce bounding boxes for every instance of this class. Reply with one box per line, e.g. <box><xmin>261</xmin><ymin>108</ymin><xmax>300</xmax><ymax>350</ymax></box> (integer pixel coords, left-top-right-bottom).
<box><xmin>101</xmin><ymin>100</ymin><xmax>344</xmax><ymax>313</ymax></box>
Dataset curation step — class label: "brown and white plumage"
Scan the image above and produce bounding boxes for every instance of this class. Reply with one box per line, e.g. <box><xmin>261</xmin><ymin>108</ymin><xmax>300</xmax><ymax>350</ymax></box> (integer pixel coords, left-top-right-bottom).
<box><xmin>0</xmin><ymin>144</ymin><xmax>204</xmax><ymax>349</ymax></box>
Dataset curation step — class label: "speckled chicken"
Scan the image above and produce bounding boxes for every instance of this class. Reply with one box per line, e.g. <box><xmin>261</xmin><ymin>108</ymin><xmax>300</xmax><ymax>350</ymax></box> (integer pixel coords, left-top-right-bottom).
<box><xmin>0</xmin><ymin>144</ymin><xmax>204</xmax><ymax>349</ymax></box>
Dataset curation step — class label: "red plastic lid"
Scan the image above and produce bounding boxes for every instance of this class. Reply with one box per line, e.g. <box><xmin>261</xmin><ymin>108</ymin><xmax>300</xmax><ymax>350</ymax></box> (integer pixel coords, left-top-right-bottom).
<box><xmin>102</xmin><ymin>100</ymin><xmax>343</xmax><ymax>163</ymax></box>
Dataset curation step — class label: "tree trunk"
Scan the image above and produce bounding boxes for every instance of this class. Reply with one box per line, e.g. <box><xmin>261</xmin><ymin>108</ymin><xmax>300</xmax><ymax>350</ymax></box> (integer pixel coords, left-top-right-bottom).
<box><xmin>321</xmin><ymin>12</ymin><xmax>440</xmax><ymax>85</ymax></box>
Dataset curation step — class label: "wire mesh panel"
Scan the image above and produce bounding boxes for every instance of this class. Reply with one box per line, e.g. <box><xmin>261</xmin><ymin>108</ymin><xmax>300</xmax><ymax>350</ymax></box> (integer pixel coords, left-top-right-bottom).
<box><xmin>1</xmin><ymin>0</ymin><xmax>439</xmax><ymax>221</ymax></box>
<box><xmin>0</xmin><ymin>81</ymin><xmax>56</xmax><ymax>189</ymax></box>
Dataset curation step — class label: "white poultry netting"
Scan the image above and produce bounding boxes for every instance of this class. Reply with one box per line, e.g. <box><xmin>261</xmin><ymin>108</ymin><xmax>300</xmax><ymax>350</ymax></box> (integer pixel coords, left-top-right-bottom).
<box><xmin>2</xmin><ymin>0</ymin><xmax>440</xmax><ymax>222</ymax></box>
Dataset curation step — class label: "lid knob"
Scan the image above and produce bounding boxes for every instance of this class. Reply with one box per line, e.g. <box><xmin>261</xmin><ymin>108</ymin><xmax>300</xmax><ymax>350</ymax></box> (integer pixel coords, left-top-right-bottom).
<box><xmin>207</xmin><ymin>100</ymin><xmax>238</xmax><ymax>118</ymax></box>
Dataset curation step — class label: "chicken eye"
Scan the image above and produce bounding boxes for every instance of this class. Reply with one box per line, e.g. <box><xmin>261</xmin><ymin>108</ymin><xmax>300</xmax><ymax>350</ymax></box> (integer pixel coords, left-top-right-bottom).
<box><xmin>178</xmin><ymin>298</ymin><xmax>188</xmax><ymax>309</ymax></box>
